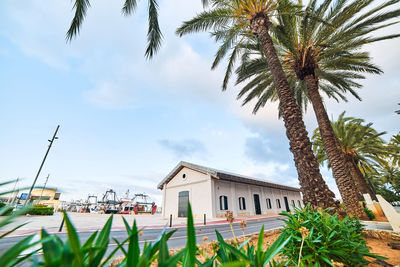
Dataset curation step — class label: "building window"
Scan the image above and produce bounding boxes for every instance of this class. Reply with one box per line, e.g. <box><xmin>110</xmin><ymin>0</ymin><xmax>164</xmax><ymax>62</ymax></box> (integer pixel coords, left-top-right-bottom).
<box><xmin>219</xmin><ymin>195</ymin><xmax>228</xmax><ymax>210</ymax></box>
<box><xmin>238</xmin><ymin>197</ymin><xmax>246</xmax><ymax>210</ymax></box>
<box><xmin>276</xmin><ymin>199</ymin><xmax>281</xmax><ymax>209</ymax></box>
<box><xmin>291</xmin><ymin>200</ymin><xmax>295</xmax><ymax>207</ymax></box>
<box><xmin>298</xmin><ymin>200</ymin><xmax>302</xmax><ymax>208</ymax></box>
<box><xmin>182</xmin><ymin>173</ymin><xmax>186</xmax><ymax>179</ymax></box>
<box><xmin>266</xmin><ymin>198</ymin><xmax>272</xmax><ymax>209</ymax></box>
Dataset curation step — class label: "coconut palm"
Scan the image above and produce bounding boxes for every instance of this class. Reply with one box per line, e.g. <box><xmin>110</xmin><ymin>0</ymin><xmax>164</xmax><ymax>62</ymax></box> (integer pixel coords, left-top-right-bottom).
<box><xmin>231</xmin><ymin>0</ymin><xmax>400</xmax><ymax>216</ymax></box>
<box><xmin>312</xmin><ymin>113</ymin><xmax>392</xmax><ymax>201</ymax></box>
<box><xmin>177</xmin><ymin>0</ymin><xmax>339</xmax><ymax>210</ymax></box>
<box><xmin>66</xmin><ymin>0</ymin><xmax>163</xmax><ymax>58</ymax></box>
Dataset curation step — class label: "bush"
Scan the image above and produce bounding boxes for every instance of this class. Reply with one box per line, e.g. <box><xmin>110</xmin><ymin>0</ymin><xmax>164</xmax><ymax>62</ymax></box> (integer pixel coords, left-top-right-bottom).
<box><xmin>24</xmin><ymin>205</ymin><xmax>54</xmax><ymax>215</ymax></box>
<box><xmin>279</xmin><ymin>205</ymin><xmax>384</xmax><ymax>266</ymax></box>
<box><xmin>0</xmin><ymin>202</ymin><xmax>13</xmax><ymax>216</ymax></box>
<box><xmin>363</xmin><ymin>207</ymin><xmax>376</xmax><ymax>220</ymax></box>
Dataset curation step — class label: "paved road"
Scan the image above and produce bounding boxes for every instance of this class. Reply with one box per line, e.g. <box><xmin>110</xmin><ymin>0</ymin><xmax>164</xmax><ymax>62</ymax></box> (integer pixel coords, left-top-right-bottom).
<box><xmin>0</xmin><ymin>216</ymin><xmax>284</xmax><ymax>264</ymax></box>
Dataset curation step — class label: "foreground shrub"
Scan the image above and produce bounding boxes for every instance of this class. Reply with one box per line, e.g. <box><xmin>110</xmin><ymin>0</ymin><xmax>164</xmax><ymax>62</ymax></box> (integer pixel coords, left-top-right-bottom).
<box><xmin>279</xmin><ymin>205</ymin><xmax>384</xmax><ymax>266</ymax></box>
<box><xmin>24</xmin><ymin>205</ymin><xmax>54</xmax><ymax>215</ymax></box>
<box><xmin>363</xmin><ymin>207</ymin><xmax>376</xmax><ymax>220</ymax></box>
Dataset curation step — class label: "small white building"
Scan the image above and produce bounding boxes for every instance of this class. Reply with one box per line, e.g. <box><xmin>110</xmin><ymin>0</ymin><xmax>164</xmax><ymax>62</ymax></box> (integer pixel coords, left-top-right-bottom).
<box><xmin>158</xmin><ymin>161</ymin><xmax>302</xmax><ymax>218</ymax></box>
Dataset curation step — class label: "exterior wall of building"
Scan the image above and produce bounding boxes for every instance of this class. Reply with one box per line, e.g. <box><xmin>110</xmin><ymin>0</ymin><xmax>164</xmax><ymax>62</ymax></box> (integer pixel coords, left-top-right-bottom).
<box><xmin>162</xmin><ymin>167</ymin><xmax>213</xmax><ymax>218</ymax></box>
<box><xmin>214</xmin><ymin>180</ymin><xmax>302</xmax><ymax>217</ymax></box>
<box><xmin>30</xmin><ymin>188</ymin><xmax>61</xmax><ymax>211</ymax></box>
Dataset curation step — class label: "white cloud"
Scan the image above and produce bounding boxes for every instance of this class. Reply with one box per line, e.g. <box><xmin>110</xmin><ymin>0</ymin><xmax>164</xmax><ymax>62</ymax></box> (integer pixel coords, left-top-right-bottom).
<box><xmin>84</xmin><ymin>82</ymin><xmax>136</xmax><ymax>109</ymax></box>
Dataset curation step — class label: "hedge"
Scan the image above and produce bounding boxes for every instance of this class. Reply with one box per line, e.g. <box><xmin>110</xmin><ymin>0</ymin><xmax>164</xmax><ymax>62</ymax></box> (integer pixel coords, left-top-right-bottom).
<box><xmin>24</xmin><ymin>206</ymin><xmax>54</xmax><ymax>215</ymax></box>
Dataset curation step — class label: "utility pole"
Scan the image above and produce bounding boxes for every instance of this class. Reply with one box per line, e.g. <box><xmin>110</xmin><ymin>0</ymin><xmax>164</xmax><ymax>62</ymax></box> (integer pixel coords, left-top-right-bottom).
<box><xmin>7</xmin><ymin>178</ymin><xmax>19</xmax><ymax>205</ymax></box>
<box><xmin>39</xmin><ymin>174</ymin><xmax>50</xmax><ymax>202</ymax></box>
<box><xmin>24</xmin><ymin>125</ymin><xmax>60</xmax><ymax>206</ymax></box>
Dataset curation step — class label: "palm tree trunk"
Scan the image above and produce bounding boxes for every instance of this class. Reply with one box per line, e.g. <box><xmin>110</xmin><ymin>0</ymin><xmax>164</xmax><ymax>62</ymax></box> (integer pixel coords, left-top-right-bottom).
<box><xmin>249</xmin><ymin>15</ymin><xmax>337</xmax><ymax>210</ymax></box>
<box><xmin>345</xmin><ymin>155</ymin><xmax>377</xmax><ymax>201</ymax></box>
<box><xmin>304</xmin><ymin>74</ymin><xmax>364</xmax><ymax>217</ymax></box>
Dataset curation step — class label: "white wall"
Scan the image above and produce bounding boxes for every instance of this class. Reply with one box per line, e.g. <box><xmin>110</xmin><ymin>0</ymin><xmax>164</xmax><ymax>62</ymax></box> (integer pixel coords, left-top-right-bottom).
<box><xmin>213</xmin><ymin>181</ymin><xmax>302</xmax><ymax>217</ymax></box>
<box><xmin>162</xmin><ymin>167</ymin><xmax>213</xmax><ymax>218</ymax></box>
<box><xmin>162</xmin><ymin>169</ymin><xmax>303</xmax><ymax>219</ymax></box>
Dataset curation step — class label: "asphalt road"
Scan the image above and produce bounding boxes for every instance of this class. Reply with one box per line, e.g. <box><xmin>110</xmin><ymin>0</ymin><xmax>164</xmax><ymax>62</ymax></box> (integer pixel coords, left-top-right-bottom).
<box><xmin>0</xmin><ymin>216</ymin><xmax>284</xmax><ymax>265</ymax></box>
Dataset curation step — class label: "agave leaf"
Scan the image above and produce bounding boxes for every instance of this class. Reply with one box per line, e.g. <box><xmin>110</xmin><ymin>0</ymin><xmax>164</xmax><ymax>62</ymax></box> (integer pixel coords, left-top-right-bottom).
<box><xmin>41</xmin><ymin>229</ymin><xmax>62</xmax><ymax>265</ymax></box>
<box><xmin>0</xmin><ymin>234</ymin><xmax>35</xmax><ymax>267</ymax></box>
<box><xmin>63</xmin><ymin>211</ymin><xmax>83</xmax><ymax>265</ymax></box>
<box><xmin>183</xmin><ymin>202</ymin><xmax>196</xmax><ymax>267</ymax></box>
<box><xmin>262</xmin><ymin>234</ymin><xmax>291</xmax><ymax>265</ymax></box>
<box><xmin>127</xmin><ymin>220</ymin><xmax>140</xmax><ymax>266</ymax></box>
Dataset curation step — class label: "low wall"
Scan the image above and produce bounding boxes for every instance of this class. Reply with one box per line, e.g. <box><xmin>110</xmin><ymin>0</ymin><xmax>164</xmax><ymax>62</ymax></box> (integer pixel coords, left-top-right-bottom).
<box><xmin>376</xmin><ymin>194</ymin><xmax>400</xmax><ymax>232</ymax></box>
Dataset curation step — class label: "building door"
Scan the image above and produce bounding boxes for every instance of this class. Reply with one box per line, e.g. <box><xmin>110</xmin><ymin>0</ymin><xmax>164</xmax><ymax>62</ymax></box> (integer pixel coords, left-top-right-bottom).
<box><xmin>283</xmin><ymin>196</ymin><xmax>290</xmax><ymax>212</ymax></box>
<box><xmin>253</xmin><ymin>194</ymin><xmax>261</xmax><ymax>215</ymax></box>
<box><xmin>178</xmin><ymin>191</ymin><xmax>189</xmax><ymax>217</ymax></box>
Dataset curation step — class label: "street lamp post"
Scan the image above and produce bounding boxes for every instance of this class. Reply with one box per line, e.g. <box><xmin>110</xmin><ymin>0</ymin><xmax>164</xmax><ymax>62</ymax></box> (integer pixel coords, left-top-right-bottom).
<box><xmin>24</xmin><ymin>125</ymin><xmax>60</xmax><ymax>206</ymax></box>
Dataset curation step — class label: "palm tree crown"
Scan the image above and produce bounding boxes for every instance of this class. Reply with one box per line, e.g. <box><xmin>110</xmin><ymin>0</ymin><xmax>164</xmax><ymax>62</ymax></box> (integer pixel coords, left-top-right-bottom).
<box><xmin>312</xmin><ymin>113</ymin><xmax>389</xmax><ymax>175</ymax></box>
<box><xmin>235</xmin><ymin>0</ymin><xmax>400</xmax><ymax>113</ymax></box>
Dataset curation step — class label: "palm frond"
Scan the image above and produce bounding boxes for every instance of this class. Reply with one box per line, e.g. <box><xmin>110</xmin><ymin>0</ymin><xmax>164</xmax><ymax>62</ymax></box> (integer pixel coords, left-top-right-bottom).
<box><xmin>145</xmin><ymin>0</ymin><xmax>162</xmax><ymax>59</ymax></box>
<box><xmin>176</xmin><ymin>9</ymin><xmax>233</xmax><ymax>37</ymax></box>
<box><xmin>122</xmin><ymin>0</ymin><xmax>138</xmax><ymax>15</ymax></box>
<box><xmin>66</xmin><ymin>0</ymin><xmax>91</xmax><ymax>41</ymax></box>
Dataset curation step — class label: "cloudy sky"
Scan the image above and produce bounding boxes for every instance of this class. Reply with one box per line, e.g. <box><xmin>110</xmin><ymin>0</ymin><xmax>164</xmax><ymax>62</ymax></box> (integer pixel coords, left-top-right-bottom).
<box><xmin>1</xmin><ymin>0</ymin><xmax>399</xmax><ymax>204</ymax></box>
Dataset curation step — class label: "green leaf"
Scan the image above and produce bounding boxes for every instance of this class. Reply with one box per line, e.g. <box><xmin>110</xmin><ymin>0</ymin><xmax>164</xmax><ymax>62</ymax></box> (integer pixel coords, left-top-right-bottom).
<box><xmin>0</xmin><ymin>234</ymin><xmax>35</xmax><ymax>267</ymax></box>
<box><xmin>127</xmin><ymin>219</ymin><xmax>140</xmax><ymax>266</ymax></box>
<box><xmin>262</xmin><ymin>234</ymin><xmax>291</xmax><ymax>265</ymax></box>
<box><xmin>41</xmin><ymin>229</ymin><xmax>62</xmax><ymax>265</ymax></box>
<box><xmin>63</xmin><ymin>211</ymin><xmax>83</xmax><ymax>265</ymax></box>
<box><xmin>183</xmin><ymin>201</ymin><xmax>197</xmax><ymax>267</ymax></box>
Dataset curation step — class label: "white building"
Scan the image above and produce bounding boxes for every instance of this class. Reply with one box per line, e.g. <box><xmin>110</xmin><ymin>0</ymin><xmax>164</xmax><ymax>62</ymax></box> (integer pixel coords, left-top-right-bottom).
<box><xmin>158</xmin><ymin>161</ymin><xmax>303</xmax><ymax>218</ymax></box>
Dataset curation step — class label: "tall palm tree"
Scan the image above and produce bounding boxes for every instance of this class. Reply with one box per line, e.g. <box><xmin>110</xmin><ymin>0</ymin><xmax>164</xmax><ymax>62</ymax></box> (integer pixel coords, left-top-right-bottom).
<box><xmin>312</xmin><ymin>113</ymin><xmax>391</xmax><ymax>201</ymax></box>
<box><xmin>177</xmin><ymin>0</ymin><xmax>339</xmax><ymax>210</ymax></box>
<box><xmin>231</xmin><ymin>0</ymin><xmax>400</xmax><ymax>216</ymax></box>
<box><xmin>66</xmin><ymin>0</ymin><xmax>163</xmax><ymax>58</ymax></box>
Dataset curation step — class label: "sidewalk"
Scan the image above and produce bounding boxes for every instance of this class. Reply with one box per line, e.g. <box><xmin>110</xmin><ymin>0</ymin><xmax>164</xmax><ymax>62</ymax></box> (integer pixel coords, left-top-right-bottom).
<box><xmin>361</xmin><ymin>220</ymin><xmax>393</xmax><ymax>231</ymax></box>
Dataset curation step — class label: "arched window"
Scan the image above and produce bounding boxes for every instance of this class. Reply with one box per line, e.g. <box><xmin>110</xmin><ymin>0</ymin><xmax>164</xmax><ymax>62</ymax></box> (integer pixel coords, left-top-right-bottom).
<box><xmin>276</xmin><ymin>199</ymin><xmax>281</xmax><ymax>209</ymax></box>
<box><xmin>298</xmin><ymin>200</ymin><xmax>302</xmax><ymax>208</ymax></box>
<box><xmin>291</xmin><ymin>200</ymin><xmax>295</xmax><ymax>207</ymax></box>
<box><xmin>266</xmin><ymin>198</ymin><xmax>272</xmax><ymax>209</ymax></box>
<box><xmin>219</xmin><ymin>195</ymin><xmax>228</xmax><ymax>210</ymax></box>
<box><xmin>238</xmin><ymin>197</ymin><xmax>246</xmax><ymax>210</ymax></box>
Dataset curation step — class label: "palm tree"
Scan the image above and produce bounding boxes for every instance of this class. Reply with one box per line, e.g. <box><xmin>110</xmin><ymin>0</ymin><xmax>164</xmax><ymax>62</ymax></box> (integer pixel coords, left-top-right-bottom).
<box><xmin>389</xmin><ymin>132</ymin><xmax>400</xmax><ymax>167</ymax></box>
<box><xmin>312</xmin><ymin>113</ymin><xmax>391</xmax><ymax>201</ymax></box>
<box><xmin>231</xmin><ymin>0</ymin><xmax>400</xmax><ymax>216</ymax></box>
<box><xmin>66</xmin><ymin>0</ymin><xmax>163</xmax><ymax>58</ymax></box>
<box><xmin>176</xmin><ymin>0</ymin><xmax>338</xmax><ymax>210</ymax></box>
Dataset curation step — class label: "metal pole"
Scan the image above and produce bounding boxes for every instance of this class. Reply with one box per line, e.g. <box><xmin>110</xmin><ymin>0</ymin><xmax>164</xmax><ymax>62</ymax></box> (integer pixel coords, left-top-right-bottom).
<box><xmin>204</xmin><ymin>214</ymin><xmax>206</xmax><ymax>225</ymax></box>
<box><xmin>24</xmin><ymin>125</ymin><xmax>60</xmax><ymax>206</ymax></box>
<box><xmin>169</xmin><ymin>214</ymin><xmax>172</xmax><ymax>227</ymax></box>
<box><xmin>58</xmin><ymin>218</ymin><xmax>65</xmax><ymax>232</ymax></box>
<box><xmin>39</xmin><ymin>174</ymin><xmax>50</xmax><ymax>202</ymax></box>
<box><xmin>7</xmin><ymin>178</ymin><xmax>19</xmax><ymax>205</ymax></box>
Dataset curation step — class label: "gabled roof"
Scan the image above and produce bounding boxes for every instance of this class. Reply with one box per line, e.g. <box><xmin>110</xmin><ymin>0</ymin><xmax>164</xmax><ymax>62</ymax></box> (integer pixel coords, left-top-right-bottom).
<box><xmin>157</xmin><ymin>161</ymin><xmax>300</xmax><ymax>192</ymax></box>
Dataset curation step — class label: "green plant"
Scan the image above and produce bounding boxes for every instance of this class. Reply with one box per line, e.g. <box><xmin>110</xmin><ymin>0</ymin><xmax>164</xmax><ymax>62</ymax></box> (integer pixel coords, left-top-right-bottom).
<box><xmin>36</xmin><ymin>211</ymin><xmax>114</xmax><ymax>266</ymax></box>
<box><xmin>0</xmin><ymin>198</ymin><xmax>292</xmax><ymax>266</ymax></box>
<box><xmin>363</xmin><ymin>207</ymin><xmax>376</xmax><ymax>221</ymax></box>
<box><xmin>0</xmin><ymin>180</ymin><xmax>40</xmax><ymax>267</ymax></box>
<box><xmin>279</xmin><ymin>204</ymin><xmax>384</xmax><ymax>266</ymax></box>
<box><xmin>24</xmin><ymin>206</ymin><xmax>54</xmax><ymax>215</ymax></box>
<box><xmin>212</xmin><ymin>224</ymin><xmax>290</xmax><ymax>266</ymax></box>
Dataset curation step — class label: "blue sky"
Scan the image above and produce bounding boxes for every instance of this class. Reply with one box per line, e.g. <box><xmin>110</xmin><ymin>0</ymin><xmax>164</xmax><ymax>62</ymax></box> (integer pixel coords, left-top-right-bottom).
<box><xmin>1</xmin><ymin>0</ymin><xmax>399</xmax><ymax>204</ymax></box>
